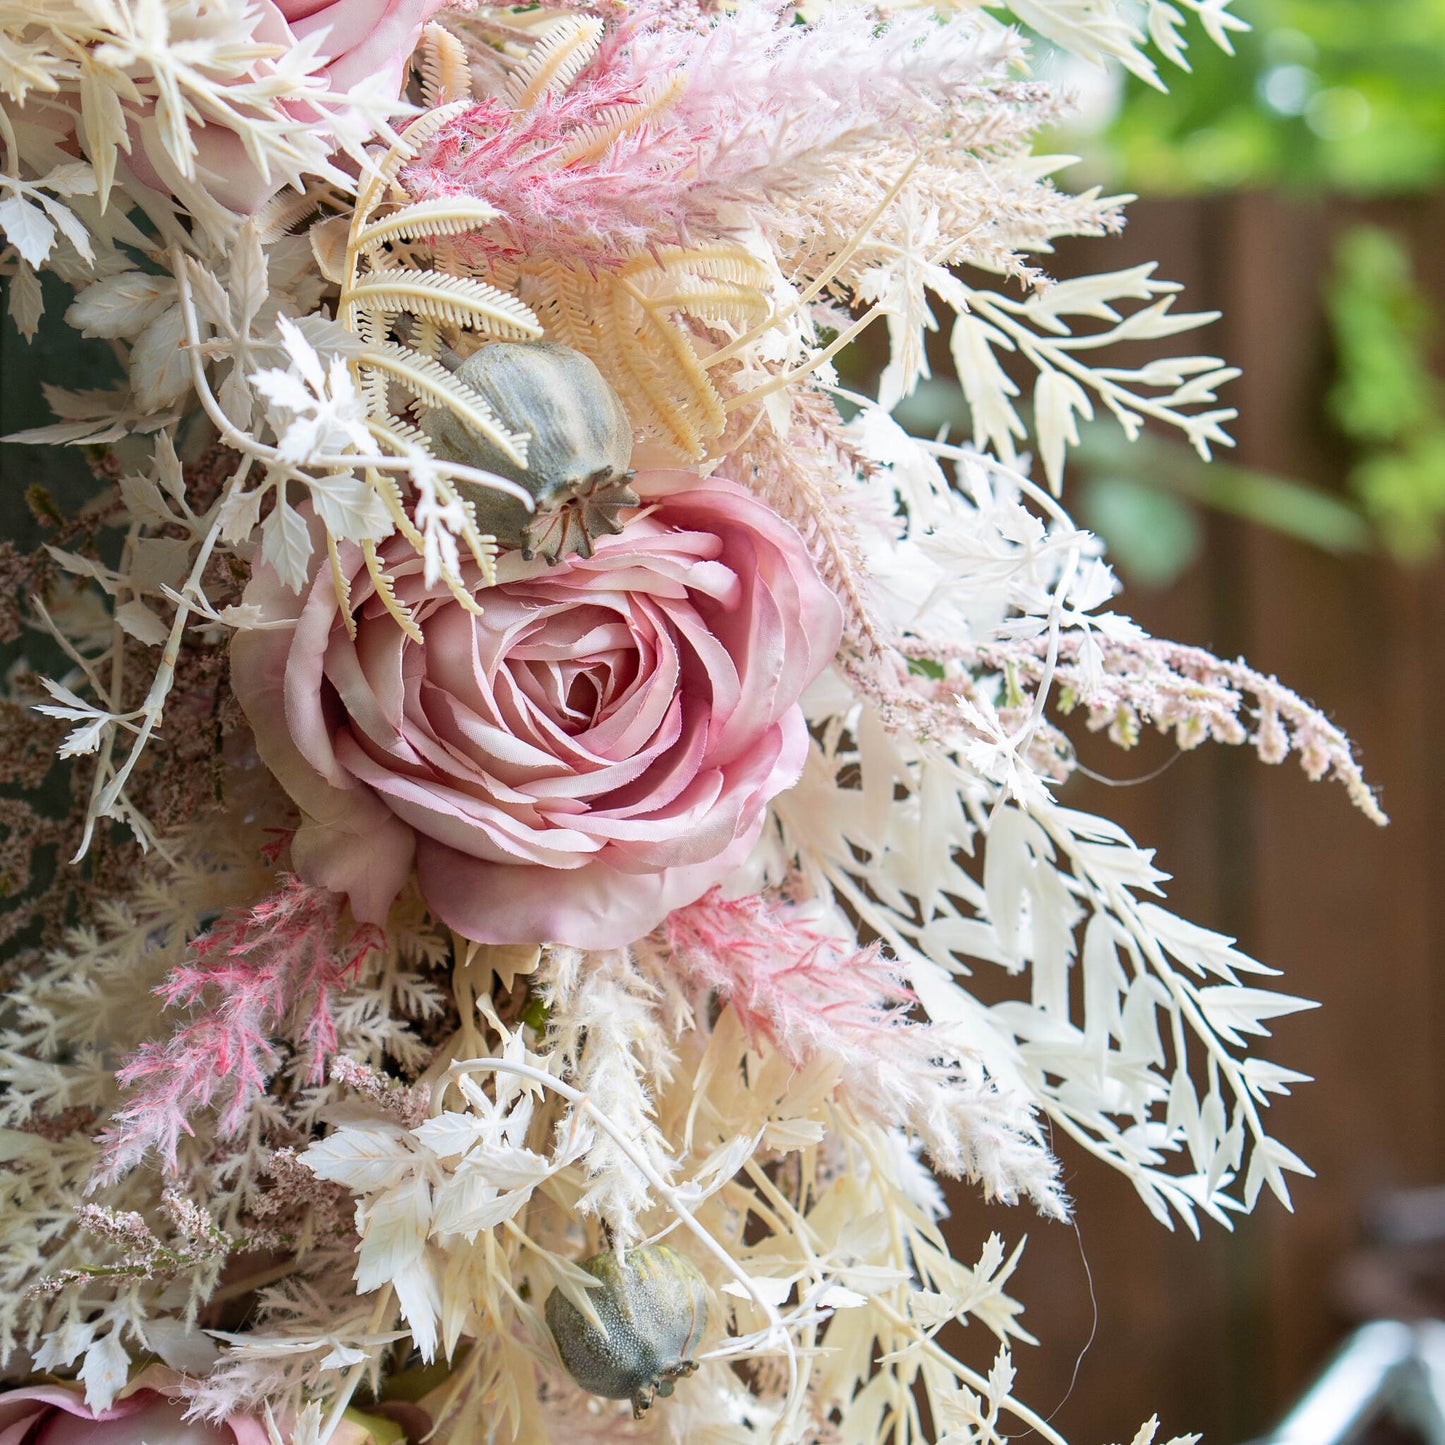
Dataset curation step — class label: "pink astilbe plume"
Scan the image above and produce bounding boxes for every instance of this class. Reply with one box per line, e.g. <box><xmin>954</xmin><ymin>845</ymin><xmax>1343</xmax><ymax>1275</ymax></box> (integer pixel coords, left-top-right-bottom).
<box><xmin>95</xmin><ymin>876</ymin><xmax>384</xmax><ymax>1181</ymax></box>
<box><xmin>406</xmin><ymin>3</ymin><xmax>1047</xmax><ymax>269</ymax></box>
<box><xmin>957</xmin><ymin>633</ymin><xmax>1389</xmax><ymax>824</ymax></box>
<box><xmin>662</xmin><ymin>889</ymin><xmax>1065</xmax><ymax>1214</ymax></box>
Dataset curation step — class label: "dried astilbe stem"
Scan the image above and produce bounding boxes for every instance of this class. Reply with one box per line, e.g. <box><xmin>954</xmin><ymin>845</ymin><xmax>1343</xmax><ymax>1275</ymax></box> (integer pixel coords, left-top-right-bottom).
<box><xmin>933</xmin><ymin>633</ymin><xmax>1387</xmax><ymax>824</ymax></box>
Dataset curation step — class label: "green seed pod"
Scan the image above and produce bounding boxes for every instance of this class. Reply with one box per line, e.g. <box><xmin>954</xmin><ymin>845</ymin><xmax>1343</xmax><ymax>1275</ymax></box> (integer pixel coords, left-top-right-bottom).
<box><xmin>423</xmin><ymin>339</ymin><xmax>638</xmax><ymax>563</ymax></box>
<box><xmin>544</xmin><ymin>1244</ymin><xmax>710</xmax><ymax>1418</ymax></box>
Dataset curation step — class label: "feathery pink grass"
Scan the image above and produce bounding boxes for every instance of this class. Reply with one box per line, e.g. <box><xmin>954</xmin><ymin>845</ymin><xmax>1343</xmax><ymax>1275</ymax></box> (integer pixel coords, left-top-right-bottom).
<box><xmin>403</xmin><ymin>2</ymin><xmax>1031</xmax><ymax>268</ymax></box>
<box><xmin>665</xmin><ymin>887</ymin><xmax>913</xmax><ymax>1066</ymax></box>
<box><xmin>96</xmin><ymin>876</ymin><xmax>383</xmax><ymax>1180</ymax></box>
<box><xmin>663</xmin><ymin>889</ymin><xmax>1064</xmax><ymax>1210</ymax></box>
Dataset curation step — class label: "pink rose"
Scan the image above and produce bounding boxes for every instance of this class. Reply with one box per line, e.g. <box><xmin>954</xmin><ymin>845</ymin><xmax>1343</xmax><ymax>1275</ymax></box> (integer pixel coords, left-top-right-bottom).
<box><xmin>272</xmin><ymin>0</ymin><xmax>447</xmax><ymax>98</ymax></box>
<box><xmin>128</xmin><ymin>0</ymin><xmax>446</xmax><ymax>214</ymax></box>
<box><xmin>231</xmin><ymin>473</ymin><xmax>842</xmax><ymax>949</ymax></box>
<box><xmin>0</xmin><ymin>1371</ymin><xmax>270</xmax><ymax>1445</ymax></box>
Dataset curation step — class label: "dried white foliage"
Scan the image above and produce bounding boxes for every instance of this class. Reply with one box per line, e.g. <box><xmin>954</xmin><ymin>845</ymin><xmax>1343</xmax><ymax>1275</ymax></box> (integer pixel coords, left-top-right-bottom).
<box><xmin>747</xmin><ymin>414</ymin><xmax>1364</xmax><ymax>1235</ymax></box>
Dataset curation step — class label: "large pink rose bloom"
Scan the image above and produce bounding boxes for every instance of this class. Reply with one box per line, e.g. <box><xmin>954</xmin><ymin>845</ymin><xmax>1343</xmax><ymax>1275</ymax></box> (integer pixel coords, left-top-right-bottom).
<box><xmin>129</xmin><ymin>0</ymin><xmax>446</xmax><ymax>214</ymax></box>
<box><xmin>232</xmin><ymin>473</ymin><xmax>842</xmax><ymax>949</ymax></box>
<box><xmin>0</xmin><ymin>1373</ymin><xmax>270</xmax><ymax>1445</ymax></box>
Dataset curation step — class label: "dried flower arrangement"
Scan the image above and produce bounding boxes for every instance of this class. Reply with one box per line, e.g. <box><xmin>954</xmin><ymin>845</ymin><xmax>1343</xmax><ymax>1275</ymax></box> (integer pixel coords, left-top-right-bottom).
<box><xmin>0</xmin><ymin>2</ymin><xmax>1383</xmax><ymax>1443</ymax></box>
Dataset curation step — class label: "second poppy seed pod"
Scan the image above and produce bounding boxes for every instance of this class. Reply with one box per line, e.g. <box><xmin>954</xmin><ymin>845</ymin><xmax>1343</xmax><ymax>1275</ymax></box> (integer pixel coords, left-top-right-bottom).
<box><xmin>423</xmin><ymin>340</ymin><xmax>638</xmax><ymax>562</ymax></box>
<box><xmin>544</xmin><ymin>1244</ymin><xmax>710</xmax><ymax>1418</ymax></box>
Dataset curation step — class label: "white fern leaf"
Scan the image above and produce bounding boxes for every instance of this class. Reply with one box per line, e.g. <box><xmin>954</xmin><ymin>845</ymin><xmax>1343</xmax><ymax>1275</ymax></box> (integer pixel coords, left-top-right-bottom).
<box><xmin>345</xmin><ymin>269</ymin><xmax>542</xmax><ymax>338</ymax></box>
<box><xmin>505</xmin><ymin>17</ymin><xmax>604</xmax><ymax>110</ymax></box>
<box><xmin>355</xmin><ymin>198</ymin><xmax>503</xmax><ymax>255</ymax></box>
<box><xmin>418</xmin><ymin>21</ymin><xmax>472</xmax><ymax>108</ymax></box>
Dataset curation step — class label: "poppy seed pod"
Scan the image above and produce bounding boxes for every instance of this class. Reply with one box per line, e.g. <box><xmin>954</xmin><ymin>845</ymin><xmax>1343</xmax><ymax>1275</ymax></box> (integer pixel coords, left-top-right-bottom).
<box><xmin>423</xmin><ymin>339</ymin><xmax>638</xmax><ymax>562</ymax></box>
<box><xmin>544</xmin><ymin>1244</ymin><xmax>710</xmax><ymax>1418</ymax></box>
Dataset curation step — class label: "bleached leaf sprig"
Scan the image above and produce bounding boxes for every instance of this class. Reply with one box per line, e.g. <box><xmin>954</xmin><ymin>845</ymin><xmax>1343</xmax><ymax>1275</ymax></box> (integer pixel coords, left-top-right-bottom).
<box><xmin>1001</xmin><ymin>0</ymin><xmax>1248</xmax><ymax>90</ymax></box>
<box><xmin>955</xmin><ymin>262</ymin><xmax>1243</xmax><ymax>492</ymax></box>
<box><xmin>304</xmin><ymin>1032</ymin><xmax>569</xmax><ymax>1362</ymax></box>
<box><xmin>757</xmin><ymin>422</ymin><xmax>1354</xmax><ymax>1234</ymax></box>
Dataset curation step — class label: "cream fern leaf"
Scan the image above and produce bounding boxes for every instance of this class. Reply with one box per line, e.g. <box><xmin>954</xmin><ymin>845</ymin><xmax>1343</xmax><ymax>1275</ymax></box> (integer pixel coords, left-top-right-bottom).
<box><xmin>352</xmin><ymin>100</ymin><xmax>474</xmax><ymax>226</ymax></box>
<box><xmin>343</xmin><ymin>269</ymin><xmax>540</xmax><ymax>337</ymax></box>
<box><xmin>358</xmin><ymin>340</ymin><xmax>529</xmax><ymax>466</ymax></box>
<box><xmin>418</xmin><ymin>21</ymin><xmax>472</xmax><ymax>109</ymax></box>
<box><xmin>354</xmin><ymin>198</ymin><xmax>503</xmax><ymax>255</ymax></box>
<box><xmin>361</xmin><ymin>537</ymin><xmax>422</xmax><ymax>644</ymax></box>
<box><xmin>511</xmin><ymin>243</ymin><xmax>777</xmax><ymax>457</ymax></box>
<box><xmin>504</xmin><ymin>16</ymin><xmax>604</xmax><ymax>110</ymax></box>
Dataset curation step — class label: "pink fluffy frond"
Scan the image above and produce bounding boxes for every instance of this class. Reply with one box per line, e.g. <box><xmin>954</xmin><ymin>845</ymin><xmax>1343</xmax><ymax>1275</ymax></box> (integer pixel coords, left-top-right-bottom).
<box><xmin>952</xmin><ymin>633</ymin><xmax>1389</xmax><ymax>825</ymax></box>
<box><xmin>665</xmin><ymin>888</ymin><xmax>912</xmax><ymax>1068</ymax></box>
<box><xmin>95</xmin><ymin>876</ymin><xmax>384</xmax><ymax>1181</ymax></box>
<box><xmin>407</xmin><ymin>3</ymin><xmax>1036</xmax><ymax>269</ymax></box>
<box><xmin>663</xmin><ymin>890</ymin><xmax>1065</xmax><ymax>1213</ymax></box>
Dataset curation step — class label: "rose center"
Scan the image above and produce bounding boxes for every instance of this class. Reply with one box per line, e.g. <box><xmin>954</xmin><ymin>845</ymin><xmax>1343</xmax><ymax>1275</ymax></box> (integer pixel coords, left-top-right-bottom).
<box><xmin>565</xmin><ymin>665</ymin><xmax>603</xmax><ymax>722</ymax></box>
<box><xmin>516</xmin><ymin>649</ymin><xmax>637</xmax><ymax>737</ymax></box>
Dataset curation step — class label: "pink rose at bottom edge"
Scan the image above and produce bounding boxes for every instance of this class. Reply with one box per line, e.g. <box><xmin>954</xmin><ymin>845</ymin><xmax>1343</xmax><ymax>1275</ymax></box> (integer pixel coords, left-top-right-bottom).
<box><xmin>0</xmin><ymin>1368</ymin><xmax>409</xmax><ymax>1445</ymax></box>
<box><xmin>0</xmin><ymin>1370</ymin><xmax>271</xmax><ymax>1445</ymax></box>
<box><xmin>231</xmin><ymin>471</ymin><xmax>843</xmax><ymax>950</ymax></box>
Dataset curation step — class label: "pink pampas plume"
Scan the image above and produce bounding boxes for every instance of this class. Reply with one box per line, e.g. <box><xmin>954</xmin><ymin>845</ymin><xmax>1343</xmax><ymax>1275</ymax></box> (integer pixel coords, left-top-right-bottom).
<box><xmin>96</xmin><ymin>876</ymin><xmax>383</xmax><ymax>1180</ymax></box>
<box><xmin>662</xmin><ymin>889</ymin><xmax>1066</xmax><ymax>1213</ymax></box>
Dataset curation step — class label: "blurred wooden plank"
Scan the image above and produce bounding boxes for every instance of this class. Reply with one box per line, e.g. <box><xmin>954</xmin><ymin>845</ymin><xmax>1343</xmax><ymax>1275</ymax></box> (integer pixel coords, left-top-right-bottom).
<box><xmin>943</xmin><ymin>192</ymin><xmax>1445</xmax><ymax>1444</ymax></box>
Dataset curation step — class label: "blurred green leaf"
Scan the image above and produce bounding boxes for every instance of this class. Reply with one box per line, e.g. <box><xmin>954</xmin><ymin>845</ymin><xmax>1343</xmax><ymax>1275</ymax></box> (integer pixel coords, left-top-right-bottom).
<box><xmin>1326</xmin><ymin>226</ymin><xmax>1435</xmax><ymax>442</ymax></box>
<box><xmin>1063</xmin><ymin>420</ymin><xmax>1368</xmax><ymax>585</ymax></box>
<box><xmin>1096</xmin><ymin>0</ymin><xmax>1445</xmax><ymax>197</ymax></box>
<box><xmin>1324</xmin><ymin>224</ymin><xmax>1445</xmax><ymax>558</ymax></box>
<box><xmin>1078</xmin><ymin>473</ymin><xmax>1201</xmax><ymax>588</ymax></box>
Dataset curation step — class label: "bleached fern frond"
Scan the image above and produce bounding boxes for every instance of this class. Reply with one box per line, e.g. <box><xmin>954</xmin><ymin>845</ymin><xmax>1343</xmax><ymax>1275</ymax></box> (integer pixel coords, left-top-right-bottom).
<box><xmin>621</xmin><ymin>243</ymin><xmax>774</xmax><ymax>289</ymax></box>
<box><xmin>362</xmin><ymin>537</ymin><xmax>422</xmax><ymax>644</ymax></box>
<box><xmin>603</xmin><ymin>284</ymin><xmax>726</xmax><ymax>455</ymax></box>
<box><xmin>358</xmin><ymin>340</ymin><xmax>529</xmax><ymax>466</ymax></box>
<box><xmin>251</xmin><ymin>182</ymin><xmax>336</xmax><ymax>245</ymax></box>
<box><xmin>626</xmin><ymin>277</ymin><xmax>772</xmax><ymax>328</ymax></box>
<box><xmin>355</xmin><ymin>198</ymin><xmax>502</xmax><ymax>255</ymax></box>
<box><xmin>539</xmin><ymin>947</ymin><xmax>677</xmax><ymax>1246</ymax></box>
<box><xmin>419</xmin><ymin>21</ymin><xmax>473</xmax><ymax>109</ymax></box>
<box><xmin>554</xmin><ymin>73</ymin><xmax>687</xmax><ymax>167</ymax></box>
<box><xmin>353</xmin><ymin>100</ymin><xmax>473</xmax><ymax>229</ymax></box>
<box><xmin>344</xmin><ymin>269</ymin><xmax>541</xmax><ymax>337</ymax></box>
<box><xmin>504</xmin><ymin>16</ymin><xmax>605</xmax><ymax>111</ymax></box>
<box><xmin>368</xmin><ymin>415</ymin><xmax>433</xmax><ymax>456</ymax></box>
<box><xmin>636</xmin><ymin>365</ymin><xmax>723</xmax><ymax>454</ymax></box>
<box><xmin>514</xmin><ymin>243</ymin><xmax>777</xmax><ymax>456</ymax></box>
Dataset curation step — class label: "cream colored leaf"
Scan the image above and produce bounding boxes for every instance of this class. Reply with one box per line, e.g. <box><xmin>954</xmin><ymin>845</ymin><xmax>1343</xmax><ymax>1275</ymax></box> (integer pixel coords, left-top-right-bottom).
<box><xmin>354</xmin><ymin>197</ymin><xmax>501</xmax><ymax>254</ymax></box>
<box><xmin>0</xmin><ymin>194</ymin><xmax>54</xmax><ymax>267</ymax></box>
<box><xmin>114</xmin><ymin>598</ymin><xmax>170</xmax><ymax>646</ymax></box>
<box><xmin>7</xmin><ymin>258</ymin><xmax>41</xmax><ymax>340</ymax></box>
<box><xmin>346</xmin><ymin>269</ymin><xmax>541</xmax><ymax>339</ymax></box>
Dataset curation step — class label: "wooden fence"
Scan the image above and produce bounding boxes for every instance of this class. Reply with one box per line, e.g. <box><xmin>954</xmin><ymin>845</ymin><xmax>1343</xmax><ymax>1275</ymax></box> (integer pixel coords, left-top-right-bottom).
<box><xmin>942</xmin><ymin>192</ymin><xmax>1445</xmax><ymax>1444</ymax></box>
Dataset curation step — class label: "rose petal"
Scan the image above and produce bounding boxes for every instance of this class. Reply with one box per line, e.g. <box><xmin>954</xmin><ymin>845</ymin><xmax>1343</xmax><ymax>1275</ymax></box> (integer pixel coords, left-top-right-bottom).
<box><xmin>232</xmin><ymin>473</ymin><xmax>843</xmax><ymax>944</ymax></box>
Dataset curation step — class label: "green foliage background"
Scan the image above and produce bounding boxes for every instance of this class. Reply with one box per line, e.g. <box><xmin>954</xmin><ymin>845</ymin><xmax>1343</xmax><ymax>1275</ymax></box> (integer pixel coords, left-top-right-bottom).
<box><xmin>1054</xmin><ymin>0</ymin><xmax>1445</xmax><ymax>579</ymax></box>
<box><xmin>1107</xmin><ymin>0</ymin><xmax>1445</xmax><ymax>196</ymax></box>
